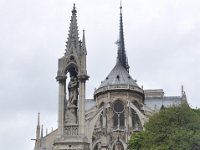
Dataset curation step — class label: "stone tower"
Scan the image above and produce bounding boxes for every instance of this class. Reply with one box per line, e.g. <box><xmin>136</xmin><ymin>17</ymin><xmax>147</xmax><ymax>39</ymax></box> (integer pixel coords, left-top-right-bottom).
<box><xmin>54</xmin><ymin>4</ymin><xmax>89</xmax><ymax>150</ymax></box>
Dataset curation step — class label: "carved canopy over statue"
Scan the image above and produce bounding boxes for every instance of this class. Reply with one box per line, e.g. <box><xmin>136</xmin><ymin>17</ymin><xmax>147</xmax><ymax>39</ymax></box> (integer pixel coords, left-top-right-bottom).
<box><xmin>68</xmin><ymin>76</ymin><xmax>79</xmax><ymax>107</ymax></box>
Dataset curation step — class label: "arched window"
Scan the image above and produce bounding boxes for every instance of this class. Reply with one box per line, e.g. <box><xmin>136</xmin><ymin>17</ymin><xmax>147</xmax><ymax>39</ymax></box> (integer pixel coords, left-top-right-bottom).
<box><xmin>113</xmin><ymin>100</ymin><xmax>125</xmax><ymax>129</ymax></box>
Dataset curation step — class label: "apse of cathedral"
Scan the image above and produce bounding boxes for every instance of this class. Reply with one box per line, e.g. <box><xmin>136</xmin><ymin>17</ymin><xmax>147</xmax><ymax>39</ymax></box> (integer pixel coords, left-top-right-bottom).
<box><xmin>34</xmin><ymin>4</ymin><xmax>188</xmax><ymax>150</ymax></box>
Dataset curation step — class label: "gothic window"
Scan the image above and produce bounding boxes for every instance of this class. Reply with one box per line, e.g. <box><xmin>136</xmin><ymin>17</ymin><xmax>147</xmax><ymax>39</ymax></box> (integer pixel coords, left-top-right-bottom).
<box><xmin>113</xmin><ymin>113</ymin><xmax>118</xmax><ymax>127</ymax></box>
<box><xmin>113</xmin><ymin>100</ymin><xmax>125</xmax><ymax>129</ymax></box>
<box><xmin>120</xmin><ymin>113</ymin><xmax>125</xmax><ymax>127</ymax></box>
<box><xmin>114</xmin><ymin>101</ymin><xmax>124</xmax><ymax>113</ymax></box>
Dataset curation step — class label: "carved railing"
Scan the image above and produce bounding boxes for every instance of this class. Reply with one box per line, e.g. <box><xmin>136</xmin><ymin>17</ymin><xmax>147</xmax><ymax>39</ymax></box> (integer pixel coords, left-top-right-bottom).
<box><xmin>94</xmin><ymin>84</ymin><xmax>144</xmax><ymax>96</ymax></box>
<box><xmin>64</xmin><ymin>125</ymin><xmax>78</xmax><ymax>136</ymax></box>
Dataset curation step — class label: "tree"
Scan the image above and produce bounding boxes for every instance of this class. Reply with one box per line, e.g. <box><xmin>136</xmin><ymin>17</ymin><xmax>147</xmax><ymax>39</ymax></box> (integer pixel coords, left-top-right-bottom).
<box><xmin>127</xmin><ymin>104</ymin><xmax>200</xmax><ymax>150</ymax></box>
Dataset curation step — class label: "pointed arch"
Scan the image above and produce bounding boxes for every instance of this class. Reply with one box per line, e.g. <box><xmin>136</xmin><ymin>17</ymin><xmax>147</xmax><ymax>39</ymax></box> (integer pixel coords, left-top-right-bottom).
<box><xmin>92</xmin><ymin>139</ymin><xmax>101</xmax><ymax>150</ymax></box>
<box><xmin>111</xmin><ymin>138</ymin><xmax>126</xmax><ymax>150</ymax></box>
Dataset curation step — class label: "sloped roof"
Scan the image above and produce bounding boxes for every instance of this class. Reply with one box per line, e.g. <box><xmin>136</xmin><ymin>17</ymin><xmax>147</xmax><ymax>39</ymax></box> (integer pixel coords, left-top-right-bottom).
<box><xmin>99</xmin><ymin>62</ymin><xmax>139</xmax><ymax>88</ymax></box>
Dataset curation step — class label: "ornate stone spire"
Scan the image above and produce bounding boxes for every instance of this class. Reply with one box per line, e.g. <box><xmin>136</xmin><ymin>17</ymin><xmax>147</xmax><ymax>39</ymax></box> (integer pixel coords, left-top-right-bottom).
<box><xmin>65</xmin><ymin>3</ymin><xmax>80</xmax><ymax>54</ymax></box>
<box><xmin>117</xmin><ymin>3</ymin><xmax>129</xmax><ymax>72</ymax></box>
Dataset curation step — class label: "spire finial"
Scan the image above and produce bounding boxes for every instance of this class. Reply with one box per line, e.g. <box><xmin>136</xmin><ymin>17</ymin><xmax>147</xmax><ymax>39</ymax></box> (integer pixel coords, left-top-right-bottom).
<box><xmin>120</xmin><ymin>1</ymin><xmax>122</xmax><ymax>11</ymax></box>
<box><xmin>72</xmin><ymin>3</ymin><xmax>77</xmax><ymax>15</ymax></box>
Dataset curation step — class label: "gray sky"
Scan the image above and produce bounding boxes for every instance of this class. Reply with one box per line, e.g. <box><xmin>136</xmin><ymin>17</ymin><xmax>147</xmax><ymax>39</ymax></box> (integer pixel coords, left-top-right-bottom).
<box><xmin>0</xmin><ymin>0</ymin><xmax>200</xmax><ymax>149</ymax></box>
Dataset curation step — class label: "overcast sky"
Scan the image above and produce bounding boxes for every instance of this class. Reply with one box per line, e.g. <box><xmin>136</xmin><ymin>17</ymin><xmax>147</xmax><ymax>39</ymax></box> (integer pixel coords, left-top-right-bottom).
<box><xmin>0</xmin><ymin>0</ymin><xmax>200</xmax><ymax>149</ymax></box>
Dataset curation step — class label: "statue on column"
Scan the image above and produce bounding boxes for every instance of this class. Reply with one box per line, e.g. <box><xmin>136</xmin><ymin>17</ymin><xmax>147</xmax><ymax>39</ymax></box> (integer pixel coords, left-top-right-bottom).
<box><xmin>68</xmin><ymin>76</ymin><xmax>79</xmax><ymax>107</ymax></box>
<box><xmin>65</xmin><ymin>75</ymin><xmax>79</xmax><ymax>124</ymax></box>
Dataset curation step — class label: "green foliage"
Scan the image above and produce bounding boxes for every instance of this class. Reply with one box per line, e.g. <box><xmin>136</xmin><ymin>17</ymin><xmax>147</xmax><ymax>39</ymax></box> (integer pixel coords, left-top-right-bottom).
<box><xmin>127</xmin><ymin>104</ymin><xmax>200</xmax><ymax>150</ymax></box>
<box><xmin>127</xmin><ymin>132</ymin><xmax>143</xmax><ymax>150</ymax></box>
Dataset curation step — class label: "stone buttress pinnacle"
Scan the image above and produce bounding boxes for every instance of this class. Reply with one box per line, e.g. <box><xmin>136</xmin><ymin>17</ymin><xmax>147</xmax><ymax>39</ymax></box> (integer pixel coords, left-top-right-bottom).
<box><xmin>82</xmin><ymin>30</ymin><xmax>87</xmax><ymax>54</ymax></box>
<box><xmin>36</xmin><ymin>112</ymin><xmax>40</xmax><ymax>140</ymax></box>
<box><xmin>37</xmin><ymin>112</ymin><xmax>40</xmax><ymax>126</ymax></box>
<box><xmin>41</xmin><ymin>124</ymin><xmax>43</xmax><ymax>138</ymax></box>
<box><xmin>117</xmin><ymin>4</ymin><xmax>129</xmax><ymax>72</ymax></box>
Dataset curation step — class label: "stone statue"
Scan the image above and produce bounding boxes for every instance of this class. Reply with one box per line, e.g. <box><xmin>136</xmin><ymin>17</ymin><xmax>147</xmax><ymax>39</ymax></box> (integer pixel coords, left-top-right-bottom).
<box><xmin>68</xmin><ymin>76</ymin><xmax>78</xmax><ymax>106</ymax></box>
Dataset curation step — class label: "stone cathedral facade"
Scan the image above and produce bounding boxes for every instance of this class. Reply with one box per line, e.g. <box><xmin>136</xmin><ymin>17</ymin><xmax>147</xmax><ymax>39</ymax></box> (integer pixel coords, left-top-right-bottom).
<box><xmin>34</xmin><ymin>4</ymin><xmax>187</xmax><ymax>150</ymax></box>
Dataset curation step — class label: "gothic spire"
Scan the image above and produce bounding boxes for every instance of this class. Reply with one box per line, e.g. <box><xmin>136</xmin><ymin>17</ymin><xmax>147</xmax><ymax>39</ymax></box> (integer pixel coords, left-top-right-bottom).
<box><xmin>117</xmin><ymin>3</ymin><xmax>129</xmax><ymax>72</ymax></box>
<box><xmin>65</xmin><ymin>4</ymin><xmax>80</xmax><ymax>53</ymax></box>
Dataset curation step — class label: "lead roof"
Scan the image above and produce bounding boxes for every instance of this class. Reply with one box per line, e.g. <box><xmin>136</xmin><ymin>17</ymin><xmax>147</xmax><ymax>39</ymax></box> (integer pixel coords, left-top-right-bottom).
<box><xmin>99</xmin><ymin>62</ymin><xmax>138</xmax><ymax>88</ymax></box>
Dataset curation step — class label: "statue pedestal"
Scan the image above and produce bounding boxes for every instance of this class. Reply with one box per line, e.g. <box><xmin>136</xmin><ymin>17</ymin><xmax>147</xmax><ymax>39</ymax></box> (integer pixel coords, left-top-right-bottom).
<box><xmin>65</xmin><ymin>105</ymin><xmax>78</xmax><ymax>124</ymax></box>
<box><xmin>53</xmin><ymin>105</ymin><xmax>89</xmax><ymax>150</ymax></box>
<box><xmin>53</xmin><ymin>136</ymin><xmax>89</xmax><ymax>150</ymax></box>
<box><xmin>64</xmin><ymin>105</ymin><xmax>78</xmax><ymax>136</ymax></box>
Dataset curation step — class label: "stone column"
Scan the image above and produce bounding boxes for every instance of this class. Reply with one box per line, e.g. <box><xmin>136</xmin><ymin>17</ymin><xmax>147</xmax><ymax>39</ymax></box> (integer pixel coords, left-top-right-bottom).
<box><xmin>78</xmin><ymin>80</ymin><xmax>85</xmax><ymax>135</ymax></box>
<box><xmin>102</xmin><ymin>108</ymin><xmax>106</xmax><ymax>129</ymax></box>
<box><xmin>78</xmin><ymin>75</ymin><xmax>88</xmax><ymax>136</ymax></box>
<box><xmin>57</xmin><ymin>76</ymin><xmax>66</xmax><ymax>137</ymax></box>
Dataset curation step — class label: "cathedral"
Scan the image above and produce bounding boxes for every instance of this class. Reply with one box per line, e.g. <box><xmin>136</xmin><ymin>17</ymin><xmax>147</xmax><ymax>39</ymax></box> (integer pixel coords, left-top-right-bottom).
<box><xmin>34</xmin><ymin>4</ymin><xmax>187</xmax><ymax>150</ymax></box>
